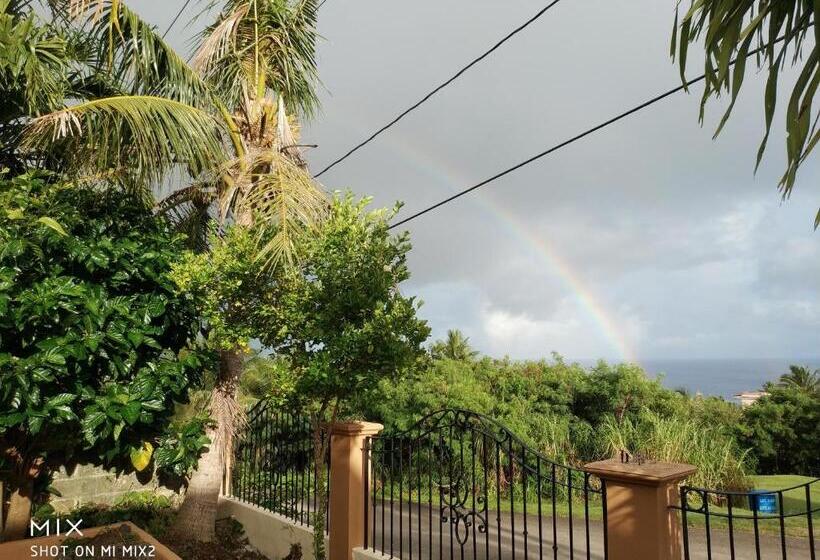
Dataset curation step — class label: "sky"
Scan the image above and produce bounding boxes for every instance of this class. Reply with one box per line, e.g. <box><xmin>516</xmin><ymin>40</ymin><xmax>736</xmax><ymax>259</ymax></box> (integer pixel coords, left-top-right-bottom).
<box><xmin>136</xmin><ymin>0</ymin><xmax>820</xmax><ymax>364</ymax></box>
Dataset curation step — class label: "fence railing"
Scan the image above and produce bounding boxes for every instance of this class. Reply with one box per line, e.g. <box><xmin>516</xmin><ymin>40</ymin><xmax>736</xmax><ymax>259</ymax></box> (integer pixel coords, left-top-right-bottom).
<box><xmin>674</xmin><ymin>478</ymin><xmax>818</xmax><ymax>560</ymax></box>
<box><xmin>363</xmin><ymin>409</ymin><xmax>607</xmax><ymax>560</ymax></box>
<box><xmin>229</xmin><ymin>401</ymin><xmax>328</xmax><ymax>529</ymax></box>
<box><xmin>226</xmin><ymin>403</ymin><xmax>817</xmax><ymax>560</ymax></box>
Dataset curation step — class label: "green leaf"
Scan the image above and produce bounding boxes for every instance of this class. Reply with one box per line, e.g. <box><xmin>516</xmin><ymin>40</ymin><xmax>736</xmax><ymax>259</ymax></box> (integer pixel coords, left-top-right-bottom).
<box><xmin>36</xmin><ymin>217</ymin><xmax>69</xmax><ymax>236</ymax></box>
<box><xmin>122</xmin><ymin>401</ymin><xmax>141</xmax><ymax>425</ymax></box>
<box><xmin>47</xmin><ymin>393</ymin><xmax>76</xmax><ymax>408</ymax></box>
<box><xmin>126</xmin><ymin>330</ymin><xmax>144</xmax><ymax>347</ymax></box>
<box><xmin>28</xmin><ymin>415</ymin><xmax>44</xmax><ymax>434</ymax></box>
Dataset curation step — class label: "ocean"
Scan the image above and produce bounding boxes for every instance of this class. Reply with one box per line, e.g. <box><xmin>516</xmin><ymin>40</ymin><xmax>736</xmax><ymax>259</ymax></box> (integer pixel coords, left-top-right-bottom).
<box><xmin>630</xmin><ymin>358</ymin><xmax>820</xmax><ymax>400</ymax></box>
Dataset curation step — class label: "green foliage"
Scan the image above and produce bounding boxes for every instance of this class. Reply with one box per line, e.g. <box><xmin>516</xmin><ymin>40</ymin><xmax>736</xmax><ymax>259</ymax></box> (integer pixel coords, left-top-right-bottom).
<box><xmin>153</xmin><ymin>415</ymin><xmax>213</xmax><ymax>477</ymax></box>
<box><xmin>262</xmin><ymin>194</ymin><xmax>431</xmax><ymax>410</ymax></box>
<box><xmin>430</xmin><ymin>329</ymin><xmax>479</xmax><ymax>361</ymax></box>
<box><xmin>33</xmin><ymin>491</ymin><xmax>176</xmax><ymax>538</ymax></box>
<box><xmin>258</xmin><ymin>194</ymin><xmax>430</xmax><ymax>560</ymax></box>
<box><xmin>0</xmin><ymin>1</ymin><xmax>234</xmax><ymax>195</ymax></box>
<box><xmin>239</xmin><ymin>352</ymin><xmax>296</xmax><ymax>408</ymax></box>
<box><xmin>777</xmin><ymin>365</ymin><xmax>820</xmax><ymax>395</ymax></box>
<box><xmin>0</xmin><ymin>0</ymin><xmax>69</xmax><ymax>118</ymax></box>
<box><xmin>0</xmin><ymin>171</ymin><xmax>206</xmax><ymax>477</ymax></box>
<box><xmin>736</xmin><ymin>384</ymin><xmax>820</xmax><ymax>476</ymax></box>
<box><xmin>361</xmin><ymin>354</ymin><xmax>754</xmax><ymax>489</ymax></box>
<box><xmin>171</xmin><ymin>227</ymin><xmax>276</xmax><ymax>351</ymax></box>
<box><xmin>672</xmin><ymin>1</ymin><xmax>819</xmax><ymax>225</ymax></box>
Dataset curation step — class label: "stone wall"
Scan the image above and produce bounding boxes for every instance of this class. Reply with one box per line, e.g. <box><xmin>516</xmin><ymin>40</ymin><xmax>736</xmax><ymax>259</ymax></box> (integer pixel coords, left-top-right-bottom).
<box><xmin>49</xmin><ymin>464</ymin><xmax>181</xmax><ymax>512</ymax></box>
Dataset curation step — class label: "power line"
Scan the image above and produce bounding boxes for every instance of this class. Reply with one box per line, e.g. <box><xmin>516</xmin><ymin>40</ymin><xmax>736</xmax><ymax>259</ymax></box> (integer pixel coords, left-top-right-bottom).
<box><xmin>314</xmin><ymin>0</ymin><xmax>565</xmax><ymax>178</ymax></box>
<box><xmin>162</xmin><ymin>0</ymin><xmax>195</xmax><ymax>40</ymax></box>
<box><xmin>388</xmin><ymin>33</ymin><xmax>798</xmax><ymax>231</ymax></box>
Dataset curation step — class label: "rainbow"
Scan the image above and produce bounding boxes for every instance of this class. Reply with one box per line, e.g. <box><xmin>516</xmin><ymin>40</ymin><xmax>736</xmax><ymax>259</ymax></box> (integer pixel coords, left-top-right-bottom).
<box><xmin>319</xmin><ymin>121</ymin><xmax>637</xmax><ymax>362</ymax></box>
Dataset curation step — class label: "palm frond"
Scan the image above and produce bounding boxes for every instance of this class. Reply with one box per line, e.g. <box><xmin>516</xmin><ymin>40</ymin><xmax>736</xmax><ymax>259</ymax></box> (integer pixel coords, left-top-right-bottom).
<box><xmin>21</xmin><ymin>95</ymin><xmax>230</xmax><ymax>195</ymax></box>
<box><xmin>192</xmin><ymin>4</ymin><xmax>249</xmax><ymax>76</ymax></box>
<box><xmin>240</xmin><ymin>149</ymin><xmax>328</xmax><ymax>268</ymax></box>
<box><xmin>196</xmin><ymin>0</ymin><xmax>320</xmax><ymax>116</ymax></box>
<box><xmin>69</xmin><ymin>1</ymin><xmax>213</xmax><ymax>108</ymax></box>
<box><xmin>673</xmin><ymin>1</ymin><xmax>818</xmax><ymax>204</ymax></box>
<box><xmin>0</xmin><ymin>5</ymin><xmax>71</xmax><ymax>117</ymax></box>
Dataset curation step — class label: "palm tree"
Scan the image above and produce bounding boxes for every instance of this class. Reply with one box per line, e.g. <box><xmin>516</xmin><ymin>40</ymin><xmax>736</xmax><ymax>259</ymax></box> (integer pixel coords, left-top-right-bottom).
<box><xmin>5</xmin><ymin>0</ymin><xmax>326</xmax><ymax>542</ymax></box>
<box><xmin>778</xmin><ymin>365</ymin><xmax>820</xmax><ymax>395</ymax></box>
<box><xmin>431</xmin><ymin>329</ymin><xmax>480</xmax><ymax>361</ymax></box>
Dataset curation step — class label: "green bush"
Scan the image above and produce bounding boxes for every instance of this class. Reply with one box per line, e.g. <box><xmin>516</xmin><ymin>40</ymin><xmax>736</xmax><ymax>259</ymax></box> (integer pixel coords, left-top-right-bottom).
<box><xmin>0</xmin><ymin>172</ymin><xmax>208</xmax><ymax>536</ymax></box>
<box><xmin>736</xmin><ymin>384</ymin><xmax>820</xmax><ymax>476</ymax></box>
<box><xmin>33</xmin><ymin>491</ymin><xmax>176</xmax><ymax>538</ymax></box>
<box><xmin>358</xmin><ymin>353</ymin><xmax>753</xmax><ymax>490</ymax></box>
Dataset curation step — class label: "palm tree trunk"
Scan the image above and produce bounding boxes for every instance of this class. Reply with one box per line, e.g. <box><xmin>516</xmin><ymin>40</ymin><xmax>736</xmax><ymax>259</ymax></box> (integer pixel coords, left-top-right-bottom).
<box><xmin>2</xmin><ymin>475</ymin><xmax>33</xmax><ymax>542</ymax></box>
<box><xmin>171</xmin><ymin>348</ymin><xmax>244</xmax><ymax>542</ymax></box>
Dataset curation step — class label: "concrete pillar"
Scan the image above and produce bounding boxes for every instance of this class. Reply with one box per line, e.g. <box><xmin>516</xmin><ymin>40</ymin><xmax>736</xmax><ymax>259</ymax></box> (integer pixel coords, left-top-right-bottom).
<box><xmin>328</xmin><ymin>422</ymin><xmax>383</xmax><ymax>560</ymax></box>
<box><xmin>584</xmin><ymin>459</ymin><xmax>696</xmax><ymax>560</ymax></box>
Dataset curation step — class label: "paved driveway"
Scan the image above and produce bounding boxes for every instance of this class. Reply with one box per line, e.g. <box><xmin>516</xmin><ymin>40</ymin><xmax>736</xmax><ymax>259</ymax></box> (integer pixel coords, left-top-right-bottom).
<box><xmin>365</xmin><ymin>503</ymin><xmax>816</xmax><ymax>560</ymax></box>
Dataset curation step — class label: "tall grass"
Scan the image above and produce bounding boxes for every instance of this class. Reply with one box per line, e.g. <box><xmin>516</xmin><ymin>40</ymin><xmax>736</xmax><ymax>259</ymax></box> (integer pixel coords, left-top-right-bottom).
<box><xmin>600</xmin><ymin>411</ymin><xmax>751</xmax><ymax>491</ymax></box>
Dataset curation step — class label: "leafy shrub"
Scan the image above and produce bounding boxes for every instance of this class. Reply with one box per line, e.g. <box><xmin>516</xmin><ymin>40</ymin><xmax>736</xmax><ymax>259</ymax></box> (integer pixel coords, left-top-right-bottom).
<box><xmin>154</xmin><ymin>414</ymin><xmax>213</xmax><ymax>477</ymax></box>
<box><xmin>0</xmin><ymin>172</ymin><xmax>208</xmax><ymax>535</ymax></box>
<box><xmin>33</xmin><ymin>491</ymin><xmax>176</xmax><ymax>538</ymax></box>
<box><xmin>736</xmin><ymin>385</ymin><xmax>820</xmax><ymax>476</ymax></box>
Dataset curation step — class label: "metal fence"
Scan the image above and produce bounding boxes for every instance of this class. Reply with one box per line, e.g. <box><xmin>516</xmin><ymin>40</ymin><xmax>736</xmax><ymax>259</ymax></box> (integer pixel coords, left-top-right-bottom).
<box><xmin>675</xmin><ymin>477</ymin><xmax>818</xmax><ymax>560</ymax></box>
<box><xmin>229</xmin><ymin>401</ymin><xmax>328</xmax><ymax>529</ymax></box>
<box><xmin>363</xmin><ymin>409</ymin><xmax>607</xmax><ymax>560</ymax></box>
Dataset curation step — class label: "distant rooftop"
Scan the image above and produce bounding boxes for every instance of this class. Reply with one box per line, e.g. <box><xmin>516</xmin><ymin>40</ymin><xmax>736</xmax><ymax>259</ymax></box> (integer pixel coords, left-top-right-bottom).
<box><xmin>733</xmin><ymin>391</ymin><xmax>768</xmax><ymax>407</ymax></box>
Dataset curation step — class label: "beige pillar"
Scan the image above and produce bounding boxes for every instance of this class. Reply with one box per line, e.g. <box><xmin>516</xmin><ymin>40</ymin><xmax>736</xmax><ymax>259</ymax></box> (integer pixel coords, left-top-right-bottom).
<box><xmin>584</xmin><ymin>459</ymin><xmax>696</xmax><ymax>560</ymax></box>
<box><xmin>328</xmin><ymin>421</ymin><xmax>384</xmax><ymax>560</ymax></box>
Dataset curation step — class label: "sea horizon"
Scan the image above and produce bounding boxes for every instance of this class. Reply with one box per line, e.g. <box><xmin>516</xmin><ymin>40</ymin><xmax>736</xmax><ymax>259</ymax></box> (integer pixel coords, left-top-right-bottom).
<box><xmin>572</xmin><ymin>357</ymin><xmax>820</xmax><ymax>401</ymax></box>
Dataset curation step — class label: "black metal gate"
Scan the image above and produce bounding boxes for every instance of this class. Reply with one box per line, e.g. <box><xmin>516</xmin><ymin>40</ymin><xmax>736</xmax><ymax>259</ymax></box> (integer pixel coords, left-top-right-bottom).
<box><xmin>675</xmin><ymin>478</ymin><xmax>818</xmax><ymax>560</ymax></box>
<box><xmin>363</xmin><ymin>409</ymin><xmax>607</xmax><ymax>560</ymax></box>
<box><xmin>229</xmin><ymin>401</ymin><xmax>327</xmax><ymax>528</ymax></box>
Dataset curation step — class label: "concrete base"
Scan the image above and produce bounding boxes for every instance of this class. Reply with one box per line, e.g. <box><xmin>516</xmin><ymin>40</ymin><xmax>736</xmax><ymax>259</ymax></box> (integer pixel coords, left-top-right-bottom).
<box><xmin>218</xmin><ymin>496</ymin><xmax>328</xmax><ymax>560</ymax></box>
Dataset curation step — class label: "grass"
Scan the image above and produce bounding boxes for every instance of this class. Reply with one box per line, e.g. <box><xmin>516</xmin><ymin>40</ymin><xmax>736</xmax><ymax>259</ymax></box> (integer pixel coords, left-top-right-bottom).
<box><xmin>681</xmin><ymin>475</ymin><xmax>819</xmax><ymax>538</ymax></box>
<box><xmin>749</xmin><ymin>475</ymin><xmax>820</xmax><ymax>514</ymax></box>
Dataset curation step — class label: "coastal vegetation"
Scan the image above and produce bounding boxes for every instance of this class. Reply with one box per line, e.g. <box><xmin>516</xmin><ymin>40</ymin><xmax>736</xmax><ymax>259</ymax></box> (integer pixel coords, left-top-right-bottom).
<box><xmin>234</xmin><ymin>332</ymin><xmax>819</xmax><ymax>491</ymax></box>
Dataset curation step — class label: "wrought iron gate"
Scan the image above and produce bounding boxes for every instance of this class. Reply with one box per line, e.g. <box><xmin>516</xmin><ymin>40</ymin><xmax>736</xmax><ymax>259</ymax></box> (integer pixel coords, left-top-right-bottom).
<box><xmin>675</xmin><ymin>478</ymin><xmax>818</xmax><ymax>560</ymax></box>
<box><xmin>363</xmin><ymin>409</ymin><xmax>607</xmax><ymax>560</ymax></box>
<box><xmin>229</xmin><ymin>401</ymin><xmax>327</xmax><ymax>528</ymax></box>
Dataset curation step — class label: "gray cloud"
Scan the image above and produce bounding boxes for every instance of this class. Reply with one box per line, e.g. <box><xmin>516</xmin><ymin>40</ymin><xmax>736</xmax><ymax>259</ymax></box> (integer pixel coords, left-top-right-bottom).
<box><xmin>135</xmin><ymin>0</ymin><xmax>820</xmax><ymax>361</ymax></box>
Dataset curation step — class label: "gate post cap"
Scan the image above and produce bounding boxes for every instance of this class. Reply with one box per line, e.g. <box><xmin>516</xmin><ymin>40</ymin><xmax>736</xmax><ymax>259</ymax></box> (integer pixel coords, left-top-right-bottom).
<box><xmin>584</xmin><ymin>459</ymin><xmax>697</xmax><ymax>486</ymax></box>
<box><xmin>328</xmin><ymin>421</ymin><xmax>384</xmax><ymax>436</ymax></box>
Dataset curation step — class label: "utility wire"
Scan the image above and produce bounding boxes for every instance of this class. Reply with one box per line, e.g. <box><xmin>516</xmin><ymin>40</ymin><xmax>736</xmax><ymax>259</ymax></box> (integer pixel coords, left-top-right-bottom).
<box><xmin>388</xmin><ymin>32</ymin><xmax>798</xmax><ymax>230</ymax></box>
<box><xmin>163</xmin><ymin>0</ymin><xmax>195</xmax><ymax>39</ymax></box>
<box><xmin>314</xmin><ymin>0</ymin><xmax>565</xmax><ymax>178</ymax></box>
